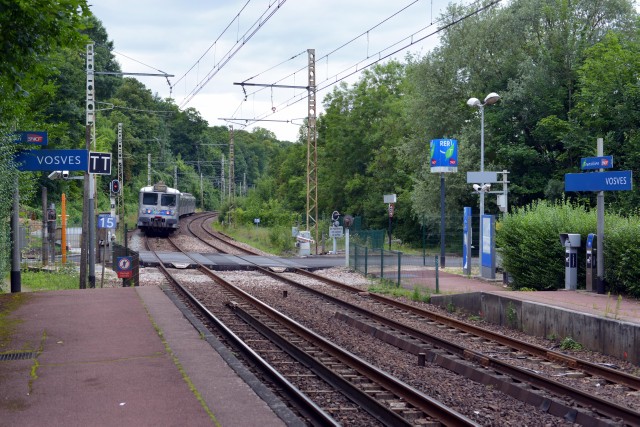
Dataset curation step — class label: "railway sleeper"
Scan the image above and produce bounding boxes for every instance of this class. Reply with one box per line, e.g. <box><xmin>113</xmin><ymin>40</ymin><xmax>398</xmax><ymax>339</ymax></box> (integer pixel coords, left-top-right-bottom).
<box><xmin>335</xmin><ymin>311</ymin><xmax>624</xmax><ymax>427</ymax></box>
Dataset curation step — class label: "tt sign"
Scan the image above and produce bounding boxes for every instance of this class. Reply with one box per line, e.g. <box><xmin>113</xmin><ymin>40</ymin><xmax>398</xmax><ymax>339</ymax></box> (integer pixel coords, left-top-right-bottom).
<box><xmin>15</xmin><ymin>149</ymin><xmax>88</xmax><ymax>171</ymax></box>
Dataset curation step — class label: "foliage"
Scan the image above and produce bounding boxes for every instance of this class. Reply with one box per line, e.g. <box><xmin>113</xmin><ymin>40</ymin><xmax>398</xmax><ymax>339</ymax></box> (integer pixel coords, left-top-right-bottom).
<box><xmin>560</xmin><ymin>337</ymin><xmax>583</xmax><ymax>351</ymax></box>
<box><xmin>16</xmin><ymin>269</ymin><xmax>79</xmax><ymax>292</ymax></box>
<box><xmin>497</xmin><ymin>199</ymin><xmax>595</xmax><ymax>290</ymax></box>
<box><xmin>603</xmin><ymin>214</ymin><xmax>640</xmax><ymax>297</ymax></box>
<box><xmin>497</xmin><ymin>199</ymin><xmax>640</xmax><ymax>297</ymax></box>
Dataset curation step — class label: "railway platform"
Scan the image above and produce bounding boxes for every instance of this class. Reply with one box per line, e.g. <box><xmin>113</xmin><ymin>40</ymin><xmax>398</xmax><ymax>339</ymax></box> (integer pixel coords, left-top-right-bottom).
<box><xmin>0</xmin><ymin>286</ymin><xmax>296</xmax><ymax>427</ymax></box>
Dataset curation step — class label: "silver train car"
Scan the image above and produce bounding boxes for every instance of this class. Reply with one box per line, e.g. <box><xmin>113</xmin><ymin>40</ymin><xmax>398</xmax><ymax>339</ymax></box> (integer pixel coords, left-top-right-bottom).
<box><xmin>137</xmin><ymin>182</ymin><xmax>196</xmax><ymax>234</ymax></box>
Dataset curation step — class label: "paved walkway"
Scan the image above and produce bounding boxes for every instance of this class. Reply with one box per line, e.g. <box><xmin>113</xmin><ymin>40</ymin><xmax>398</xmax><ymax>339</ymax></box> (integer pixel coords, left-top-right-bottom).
<box><xmin>0</xmin><ymin>287</ymin><xmax>288</xmax><ymax>427</ymax></box>
<box><xmin>412</xmin><ymin>269</ymin><xmax>640</xmax><ymax>326</ymax></box>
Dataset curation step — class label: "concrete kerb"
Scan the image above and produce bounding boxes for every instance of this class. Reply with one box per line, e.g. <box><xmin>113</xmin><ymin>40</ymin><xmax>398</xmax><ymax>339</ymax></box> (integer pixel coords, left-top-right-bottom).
<box><xmin>430</xmin><ymin>292</ymin><xmax>639</xmax><ymax>365</ymax></box>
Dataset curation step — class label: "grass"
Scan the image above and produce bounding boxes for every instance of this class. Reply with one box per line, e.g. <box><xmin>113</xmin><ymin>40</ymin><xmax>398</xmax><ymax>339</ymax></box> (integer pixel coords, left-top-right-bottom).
<box><xmin>3</xmin><ymin>267</ymin><xmax>80</xmax><ymax>292</ymax></box>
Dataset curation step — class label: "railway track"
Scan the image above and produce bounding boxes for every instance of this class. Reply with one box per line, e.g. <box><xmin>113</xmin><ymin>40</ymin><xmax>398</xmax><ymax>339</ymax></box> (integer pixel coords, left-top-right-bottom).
<box><xmin>144</xmin><ymin>232</ymin><xmax>478</xmax><ymax>426</ymax></box>
<box><xmin>142</xmin><ymin>214</ymin><xmax>640</xmax><ymax>426</ymax></box>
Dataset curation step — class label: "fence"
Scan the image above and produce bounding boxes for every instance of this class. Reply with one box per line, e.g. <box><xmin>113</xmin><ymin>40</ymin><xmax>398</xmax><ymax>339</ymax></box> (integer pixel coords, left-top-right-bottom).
<box><xmin>349</xmin><ymin>242</ymin><xmax>441</xmax><ymax>291</ymax></box>
<box><xmin>17</xmin><ymin>224</ymin><xmax>138</xmax><ymax>287</ymax></box>
<box><xmin>18</xmin><ymin>224</ymin><xmax>83</xmax><ymax>267</ymax></box>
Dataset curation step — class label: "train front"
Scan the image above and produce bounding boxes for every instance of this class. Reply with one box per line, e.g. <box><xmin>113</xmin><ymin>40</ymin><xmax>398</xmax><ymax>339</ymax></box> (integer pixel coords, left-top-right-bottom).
<box><xmin>137</xmin><ymin>183</ymin><xmax>180</xmax><ymax>234</ymax></box>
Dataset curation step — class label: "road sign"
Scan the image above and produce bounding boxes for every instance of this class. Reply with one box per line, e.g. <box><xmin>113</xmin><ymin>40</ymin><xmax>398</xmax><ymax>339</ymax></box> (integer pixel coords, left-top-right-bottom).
<box><xmin>581</xmin><ymin>156</ymin><xmax>613</xmax><ymax>170</ymax></box>
<box><xmin>97</xmin><ymin>214</ymin><xmax>117</xmax><ymax>229</ymax></box>
<box><xmin>89</xmin><ymin>151</ymin><xmax>112</xmax><ymax>174</ymax></box>
<box><xmin>388</xmin><ymin>203</ymin><xmax>395</xmax><ymax>217</ymax></box>
<box><xmin>15</xmin><ymin>149</ymin><xmax>88</xmax><ymax>171</ymax></box>
<box><xmin>430</xmin><ymin>138</ymin><xmax>458</xmax><ymax>173</ymax></box>
<box><xmin>14</xmin><ymin>131</ymin><xmax>48</xmax><ymax>145</ymax></box>
<box><xmin>116</xmin><ymin>256</ymin><xmax>133</xmax><ymax>279</ymax></box>
<box><xmin>329</xmin><ymin>226</ymin><xmax>344</xmax><ymax>238</ymax></box>
<box><xmin>565</xmin><ymin>170</ymin><xmax>633</xmax><ymax>192</ymax></box>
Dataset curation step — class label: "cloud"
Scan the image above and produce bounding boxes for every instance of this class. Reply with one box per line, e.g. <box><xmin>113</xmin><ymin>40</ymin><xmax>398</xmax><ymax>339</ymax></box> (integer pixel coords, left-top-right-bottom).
<box><xmin>90</xmin><ymin>0</ymin><xmax>453</xmax><ymax>141</ymax></box>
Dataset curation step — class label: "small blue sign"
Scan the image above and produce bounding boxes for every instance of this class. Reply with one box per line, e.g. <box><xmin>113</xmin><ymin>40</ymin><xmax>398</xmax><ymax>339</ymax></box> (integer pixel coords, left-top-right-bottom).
<box><xmin>581</xmin><ymin>156</ymin><xmax>613</xmax><ymax>170</ymax></box>
<box><xmin>429</xmin><ymin>139</ymin><xmax>458</xmax><ymax>173</ymax></box>
<box><xmin>14</xmin><ymin>131</ymin><xmax>48</xmax><ymax>146</ymax></box>
<box><xmin>15</xmin><ymin>149</ymin><xmax>88</xmax><ymax>171</ymax></box>
<box><xmin>565</xmin><ymin>170</ymin><xmax>632</xmax><ymax>192</ymax></box>
<box><xmin>97</xmin><ymin>214</ymin><xmax>117</xmax><ymax>229</ymax></box>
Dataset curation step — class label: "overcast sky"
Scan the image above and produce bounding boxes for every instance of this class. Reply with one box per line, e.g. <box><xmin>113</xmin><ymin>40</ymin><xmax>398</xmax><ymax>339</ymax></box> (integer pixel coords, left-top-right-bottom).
<box><xmin>90</xmin><ymin>0</ymin><xmax>468</xmax><ymax>142</ymax></box>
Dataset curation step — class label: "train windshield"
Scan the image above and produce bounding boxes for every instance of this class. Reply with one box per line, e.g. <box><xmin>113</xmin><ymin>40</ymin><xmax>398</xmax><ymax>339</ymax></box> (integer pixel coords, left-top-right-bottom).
<box><xmin>142</xmin><ymin>193</ymin><xmax>158</xmax><ymax>205</ymax></box>
<box><xmin>161</xmin><ymin>194</ymin><xmax>176</xmax><ymax>207</ymax></box>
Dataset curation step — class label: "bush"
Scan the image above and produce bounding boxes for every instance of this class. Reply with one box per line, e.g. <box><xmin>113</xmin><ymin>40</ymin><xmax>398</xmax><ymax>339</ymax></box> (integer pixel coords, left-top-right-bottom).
<box><xmin>497</xmin><ymin>199</ymin><xmax>595</xmax><ymax>290</ymax></box>
<box><xmin>604</xmin><ymin>214</ymin><xmax>640</xmax><ymax>297</ymax></box>
<box><xmin>497</xmin><ymin>200</ymin><xmax>640</xmax><ymax>297</ymax></box>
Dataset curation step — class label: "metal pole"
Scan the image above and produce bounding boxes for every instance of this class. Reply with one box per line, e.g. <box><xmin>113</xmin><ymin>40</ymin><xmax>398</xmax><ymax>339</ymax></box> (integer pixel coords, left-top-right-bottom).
<box><xmin>147</xmin><ymin>153</ymin><xmax>151</xmax><ymax>186</ymax></box>
<box><xmin>11</xmin><ymin>175</ymin><xmax>21</xmax><ymax>293</ymax></box>
<box><xmin>596</xmin><ymin>138</ymin><xmax>605</xmax><ymax>294</ymax></box>
<box><xmin>42</xmin><ymin>186</ymin><xmax>47</xmax><ymax>266</ymax></box>
<box><xmin>388</xmin><ymin>206</ymin><xmax>392</xmax><ymax>251</ymax></box>
<box><xmin>89</xmin><ymin>174</ymin><xmax>96</xmax><ymax>288</ymax></box>
<box><xmin>440</xmin><ymin>172</ymin><xmax>446</xmax><ymax>268</ymax></box>
<box><xmin>479</xmin><ymin>105</ymin><xmax>485</xmax><ymax>273</ymax></box>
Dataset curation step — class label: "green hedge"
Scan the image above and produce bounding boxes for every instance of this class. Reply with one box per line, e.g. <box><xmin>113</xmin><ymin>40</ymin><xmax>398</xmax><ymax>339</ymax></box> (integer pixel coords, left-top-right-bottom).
<box><xmin>497</xmin><ymin>200</ymin><xmax>640</xmax><ymax>297</ymax></box>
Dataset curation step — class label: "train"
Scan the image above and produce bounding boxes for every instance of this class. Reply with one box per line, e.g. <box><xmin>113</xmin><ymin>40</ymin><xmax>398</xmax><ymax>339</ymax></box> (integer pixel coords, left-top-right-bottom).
<box><xmin>137</xmin><ymin>182</ymin><xmax>196</xmax><ymax>235</ymax></box>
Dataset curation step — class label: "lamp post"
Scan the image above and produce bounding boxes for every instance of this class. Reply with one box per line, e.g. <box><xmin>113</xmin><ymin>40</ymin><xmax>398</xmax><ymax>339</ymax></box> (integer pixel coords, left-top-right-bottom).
<box><xmin>467</xmin><ymin>92</ymin><xmax>500</xmax><ymax>272</ymax></box>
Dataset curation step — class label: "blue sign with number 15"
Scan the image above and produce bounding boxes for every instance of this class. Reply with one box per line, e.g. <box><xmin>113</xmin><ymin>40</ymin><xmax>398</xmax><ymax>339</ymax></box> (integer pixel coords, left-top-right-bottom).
<box><xmin>98</xmin><ymin>214</ymin><xmax>117</xmax><ymax>229</ymax></box>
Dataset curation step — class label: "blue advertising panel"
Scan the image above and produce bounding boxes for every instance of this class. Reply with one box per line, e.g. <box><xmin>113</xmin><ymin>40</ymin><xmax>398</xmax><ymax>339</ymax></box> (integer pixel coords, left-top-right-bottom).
<box><xmin>14</xmin><ymin>131</ymin><xmax>48</xmax><ymax>145</ymax></box>
<box><xmin>581</xmin><ymin>156</ymin><xmax>613</xmax><ymax>170</ymax></box>
<box><xmin>565</xmin><ymin>170</ymin><xmax>632</xmax><ymax>192</ymax></box>
<box><xmin>15</xmin><ymin>149</ymin><xmax>88</xmax><ymax>171</ymax></box>
<box><xmin>481</xmin><ymin>214</ymin><xmax>496</xmax><ymax>279</ymax></box>
<box><xmin>429</xmin><ymin>138</ymin><xmax>458</xmax><ymax>173</ymax></box>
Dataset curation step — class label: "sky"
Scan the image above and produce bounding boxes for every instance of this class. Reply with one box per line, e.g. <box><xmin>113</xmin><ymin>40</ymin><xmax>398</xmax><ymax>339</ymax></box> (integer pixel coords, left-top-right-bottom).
<box><xmin>89</xmin><ymin>0</ymin><xmax>470</xmax><ymax>142</ymax></box>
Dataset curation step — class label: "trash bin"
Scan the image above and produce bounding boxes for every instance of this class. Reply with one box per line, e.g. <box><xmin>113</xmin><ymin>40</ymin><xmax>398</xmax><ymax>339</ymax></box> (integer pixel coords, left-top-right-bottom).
<box><xmin>559</xmin><ymin>233</ymin><xmax>581</xmax><ymax>290</ymax></box>
<box><xmin>586</xmin><ymin>233</ymin><xmax>596</xmax><ymax>292</ymax></box>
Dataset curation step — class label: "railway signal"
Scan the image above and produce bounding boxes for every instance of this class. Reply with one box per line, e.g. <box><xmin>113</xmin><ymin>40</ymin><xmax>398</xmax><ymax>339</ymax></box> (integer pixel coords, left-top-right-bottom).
<box><xmin>110</xmin><ymin>179</ymin><xmax>120</xmax><ymax>194</ymax></box>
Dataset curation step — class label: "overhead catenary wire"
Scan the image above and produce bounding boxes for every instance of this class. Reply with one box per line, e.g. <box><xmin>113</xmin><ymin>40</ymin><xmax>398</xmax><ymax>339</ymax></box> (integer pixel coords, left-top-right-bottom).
<box><xmin>231</xmin><ymin>0</ymin><xmax>501</xmax><ymax>128</ymax></box>
<box><xmin>178</xmin><ymin>0</ymin><xmax>288</xmax><ymax>109</ymax></box>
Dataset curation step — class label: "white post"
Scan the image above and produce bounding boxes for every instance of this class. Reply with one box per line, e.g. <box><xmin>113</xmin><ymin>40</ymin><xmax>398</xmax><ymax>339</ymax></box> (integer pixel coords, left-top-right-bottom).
<box><xmin>345</xmin><ymin>228</ymin><xmax>350</xmax><ymax>267</ymax></box>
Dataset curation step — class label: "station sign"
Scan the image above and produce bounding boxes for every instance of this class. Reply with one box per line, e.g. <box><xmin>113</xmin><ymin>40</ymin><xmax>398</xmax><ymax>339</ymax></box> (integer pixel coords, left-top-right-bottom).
<box><xmin>14</xmin><ymin>131</ymin><xmax>48</xmax><ymax>145</ymax></box>
<box><xmin>565</xmin><ymin>170</ymin><xmax>632</xmax><ymax>192</ymax></box>
<box><xmin>14</xmin><ymin>149</ymin><xmax>88</xmax><ymax>171</ymax></box>
<box><xmin>430</xmin><ymin>139</ymin><xmax>458</xmax><ymax>173</ymax></box>
<box><xmin>581</xmin><ymin>156</ymin><xmax>613</xmax><ymax>170</ymax></box>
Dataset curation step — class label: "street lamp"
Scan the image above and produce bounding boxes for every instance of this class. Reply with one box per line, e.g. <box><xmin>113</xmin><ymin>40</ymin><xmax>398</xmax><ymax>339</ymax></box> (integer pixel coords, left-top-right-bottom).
<box><xmin>467</xmin><ymin>92</ymin><xmax>500</xmax><ymax>273</ymax></box>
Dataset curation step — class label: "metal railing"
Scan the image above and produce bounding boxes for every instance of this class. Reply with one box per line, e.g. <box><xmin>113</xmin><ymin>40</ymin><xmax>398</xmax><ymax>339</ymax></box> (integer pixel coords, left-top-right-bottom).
<box><xmin>349</xmin><ymin>243</ymin><xmax>440</xmax><ymax>291</ymax></box>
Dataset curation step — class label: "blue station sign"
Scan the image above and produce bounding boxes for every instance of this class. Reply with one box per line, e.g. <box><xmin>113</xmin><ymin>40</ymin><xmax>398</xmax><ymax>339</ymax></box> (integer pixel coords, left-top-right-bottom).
<box><xmin>581</xmin><ymin>156</ymin><xmax>613</xmax><ymax>170</ymax></box>
<box><xmin>565</xmin><ymin>170</ymin><xmax>633</xmax><ymax>192</ymax></box>
<box><xmin>14</xmin><ymin>131</ymin><xmax>48</xmax><ymax>145</ymax></box>
<box><xmin>429</xmin><ymin>138</ymin><xmax>458</xmax><ymax>173</ymax></box>
<box><xmin>15</xmin><ymin>149</ymin><xmax>88</xmax><ymax>171</ymax></box>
